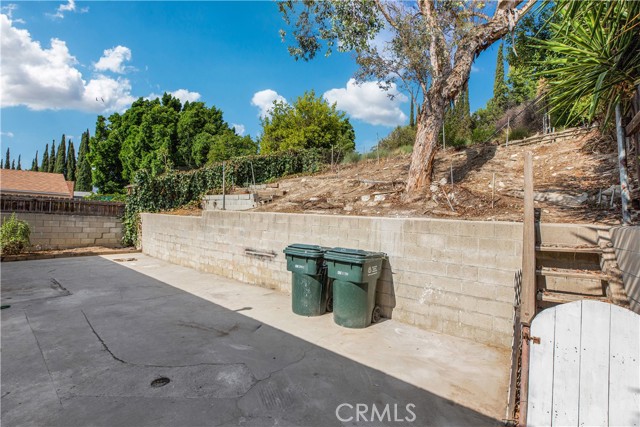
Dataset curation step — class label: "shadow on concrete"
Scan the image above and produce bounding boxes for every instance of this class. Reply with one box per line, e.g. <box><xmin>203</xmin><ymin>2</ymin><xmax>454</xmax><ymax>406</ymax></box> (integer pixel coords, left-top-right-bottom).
<box><xmin>376</xmin><ymin>258</ymin><xmax>397</xmax><ymax>322</ymax></box>
<box><xmin>1</xmin><ymin>256</ymin><xmax>499</xmax><ymax>427</ymax></box>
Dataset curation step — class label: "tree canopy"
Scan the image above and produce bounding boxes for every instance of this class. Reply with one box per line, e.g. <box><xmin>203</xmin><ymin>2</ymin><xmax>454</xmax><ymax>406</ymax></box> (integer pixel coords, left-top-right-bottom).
<box><xmin>260</xmin><ymin>90</ymin><xmax>355</xmax><ymax>154</ymax></box>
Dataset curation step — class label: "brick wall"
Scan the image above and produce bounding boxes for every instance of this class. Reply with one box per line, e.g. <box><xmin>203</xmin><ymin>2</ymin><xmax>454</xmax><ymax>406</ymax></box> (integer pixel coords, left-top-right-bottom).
<box><xmin>141</xmin><ymin>211</ymin><xmax>604</xmax><ymax>349</ymax></box>
<box><xmin>1</xmin><ymin>212</ymin><xmax>123</xmax><ymax>249</ymax></box>
<box><xmin>611</xmin><ymin>226</ymin><xmax>640</xmax><ymax>313</ymax></box>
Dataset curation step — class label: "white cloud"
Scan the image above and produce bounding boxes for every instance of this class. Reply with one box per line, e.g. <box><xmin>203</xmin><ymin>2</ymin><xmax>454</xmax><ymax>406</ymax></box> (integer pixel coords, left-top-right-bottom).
<box><xmin>94</xmin><ymin>45</ymin><xmax>132</xmax><ymax>74</ymax></box>
<box><xmin>50</xmin><ymin>0</ymin><xmax>88</xmax><ymax>20</ymax></box>
<box><xmin>147</xmin><ymin>89</ymin><xmax>201</xmax><ymax>105</ymax></box>
<box><xmin>1</xmin><ymin>4</ymin><xmax>24</xmax><ymax>24</ymax></box>
<box><xmin>0</xmin><ymin>14</ymin><xmax>135</xmax><ymax>113</ymax></box>
<box><xmin>232</xmin><ymin>124</ymin><xmax>245</xmax><ymax>136</ymax></box>
<box><xmin>323</xmin><ymin>79</ymin><xmax>408</xmax><ymax>127</ymax></box>
<box><xmin>1</xmin><ymin>131</ymin><xmax>15</xmax><ymax>138</ymax></box>
<box><xmin>251</xmin><ymin>89</ymin><xmax>286</xmax><ymax>118</ymax></box>
<box><xmin>471</xmin><ymin>65</ymin><xmax>480</xmax><ymax>73</ymax></box>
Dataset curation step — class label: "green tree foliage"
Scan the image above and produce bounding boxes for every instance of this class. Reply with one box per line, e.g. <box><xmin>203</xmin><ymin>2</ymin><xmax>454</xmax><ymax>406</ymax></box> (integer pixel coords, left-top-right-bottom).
<box><xmin>66</xmin><ymin>141</ymin><xmax>76</xmax><ymax>182</ymax></box>
<box><xmin>16</xmin><ymin>155</ymin><xmax>21</xmax><ymax>170</ymax></box>
<box><xmin>539</xmin><ymin>0</ymin><xmax>640</xmax><ymax>126</ymax></box>
<box><xmin>11</xmin><ymin>160</ymin><xmax>15</xmax><ymax>170</ymax></box>
<box><xmin>177</xmin><ymin>101</ymin><xmax>230</xmax><ymax>168</ymax></box>
<box><xmin>31</xmin><ymin>151</ymin><xmax>39</xmax><ymax>172</ymax></box>
<box><xmin>54</xmin><ymin>135</ymin><xmax>66</xmax><ymax>176</ymax></box>
<box><xmin>90</xmin><ymin>115</ymin><xmax>126</xmax><ymax>193</ymax></box>
<box><xmin>505</xmin><ymin>4</ymin><xmax>557</xmax><ymax>104</ymax></box>
<box><xmin>1</xmin><ymin>213</ymin><xmax>31</xmax><ymax>255</ymax></box>
<box><xmin>260</xmin><ymin>91</ymin><xmax>355</xmax><ymax>155</ymax></box>
<box><xmin>4</xmin><ymin>148</ymin><xmax>9</xmax><ymax>169</ymax></box>
<box><xmin>492</xmin><ymin>43</ymin><xmax>508</xmax><ymax>111</ymax></box>
<box><xmin>207</xmin><ymin>130</ymin><xmax>258</xmax><ymax>163</ymax></box>
<box><xmin>76</xmin><ymin>130</ymin><xmax>92</xmax><ymax>191</ymax></box>
<box><xmin>41</xmin><ymin>144</ymin><xmax>49</xmax><ymax>172</ymax></box>
<box><xmin>48</xmin><ymin>141</ymin><xmax>56</xmax><ymax>173</ymax></box>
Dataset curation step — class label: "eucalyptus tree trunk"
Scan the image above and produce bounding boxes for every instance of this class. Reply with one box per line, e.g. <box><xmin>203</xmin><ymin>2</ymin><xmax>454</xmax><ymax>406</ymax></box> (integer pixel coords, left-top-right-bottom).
<box><xmin>406</xmin><ymin>98</ymin><xmax>445</xmax><ymax>195</ymax></box>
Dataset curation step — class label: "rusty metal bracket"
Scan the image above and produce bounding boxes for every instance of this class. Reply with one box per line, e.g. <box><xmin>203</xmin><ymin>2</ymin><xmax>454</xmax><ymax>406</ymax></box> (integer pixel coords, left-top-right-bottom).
<box><xmin>523</xmin><ymin>330</ymin><xmax>541</xmax><ymax>344</ymax></box>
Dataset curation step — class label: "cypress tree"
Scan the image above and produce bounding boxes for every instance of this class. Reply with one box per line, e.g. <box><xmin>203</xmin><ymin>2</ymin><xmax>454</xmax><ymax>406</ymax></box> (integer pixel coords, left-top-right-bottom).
<box><xmin>4</xmin><ymin>148</ymin><xmax>10</xmax><ymax>169</ymax></box>
<box><xmin>48</xmin><ymin>141</ymin><xmax>56</xmax><ymax>173</ymax></box>
<box><xmin>42</xmin><ymin>144</ymin><xmax>49</xmax><ymax>172</ymax></box>
<box><xmin>11</xmin><ymin>159</ymin><xmax>15</xmax><ymax>169</ymax></box>
<box><xmin>76</xmin><ymin>130</ymin><xmax>93</xmax><ymax>191</ymax></box>
<box><xmin>54</xmin><ymin>135</ymin><xmax>66</xmax><ymax>175</ymax></box>
<box><xmin>17</xmin><ymin>155</ymin><xmax>21</xmax><ymax>170</ymax></box>
<box><xmin>32</xmin><ymin>151</ymin><xmax>39</xmax><ymax>171</ymax></box>
<box><xmin>409</xmin><ymin>94</ymin><xmax>415</xmax><ymax>128</ymax></box>
<box><xmin>66</xmin><ymin>141</ymin><xmax>76</xmax><ymax>182</ymax></box>
<box><xmin>492</xmin><ymin>42</ymin><xmax>508</xmax><ymax>110</ymax></box>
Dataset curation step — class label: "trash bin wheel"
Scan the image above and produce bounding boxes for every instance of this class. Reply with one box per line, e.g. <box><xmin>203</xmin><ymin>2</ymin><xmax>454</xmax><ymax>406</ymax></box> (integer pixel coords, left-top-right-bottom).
<box><xmin>326</xmin><ymin>296</ymin><xmax>333</xmax><ymax>313</ymax></box>
<box><xmin>371</xmin><ymin>305</ymin><xmax>381</xmax><ymax>323</ymax></box>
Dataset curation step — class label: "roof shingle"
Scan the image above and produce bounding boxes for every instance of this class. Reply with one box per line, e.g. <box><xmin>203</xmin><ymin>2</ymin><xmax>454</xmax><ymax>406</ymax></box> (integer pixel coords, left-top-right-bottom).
<box><xmin>0</xmin><ymin>169</ymin><xmax>74</xmax><ymax>198</ymax></box>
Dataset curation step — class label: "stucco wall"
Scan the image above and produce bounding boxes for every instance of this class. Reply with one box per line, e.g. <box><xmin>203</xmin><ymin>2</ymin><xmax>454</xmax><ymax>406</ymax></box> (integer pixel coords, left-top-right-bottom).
<box><xmin>141</xmin><ymin>211</ymin><xmax>604</xmax><ymax>349</ymax></box>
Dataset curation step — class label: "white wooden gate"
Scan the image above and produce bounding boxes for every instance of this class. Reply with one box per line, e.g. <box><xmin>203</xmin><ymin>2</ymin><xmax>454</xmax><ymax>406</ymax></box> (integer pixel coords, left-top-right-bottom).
<box><xmin>528</xmin><ymin>300</ymin><xmax>640</xmax><ymax>426</ymax></box>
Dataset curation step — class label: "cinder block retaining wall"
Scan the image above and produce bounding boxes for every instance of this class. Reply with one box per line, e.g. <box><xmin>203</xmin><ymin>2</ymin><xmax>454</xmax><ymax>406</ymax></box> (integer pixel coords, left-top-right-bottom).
<box><xmin>141</xmin><ymin>211</ymin><xmax>605</xmax><ymax>349</ymax></box>
<box><xmin>1</xmin><ymin>213</ymin><xmax>123</xmax><ymax>249</ymax></box>
<box><xmin>611</xmin><ymin>226</ymin><xmax>640</xmax><ymax>314</ymax></box>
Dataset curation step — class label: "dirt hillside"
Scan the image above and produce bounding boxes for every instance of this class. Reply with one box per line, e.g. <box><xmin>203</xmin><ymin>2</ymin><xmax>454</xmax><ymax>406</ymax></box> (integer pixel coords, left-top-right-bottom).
<box><xmin>248</xmin><ymin>128</ymin><xmax>629</xmax><ymax>224</ymax></box>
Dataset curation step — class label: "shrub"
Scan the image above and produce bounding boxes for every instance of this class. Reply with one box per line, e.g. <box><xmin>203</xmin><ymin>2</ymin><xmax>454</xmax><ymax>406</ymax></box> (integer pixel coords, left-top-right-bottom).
<box><xmin>342</xmin><ymin>151</ymin><xmax>362</xmax><ymax>164</ymax></box>
<box><xmin>508</xmin><ymin>126</ymin><xmax>531</xmax><ymax>141</ymax></box>
<box><xmin>1</xmin><ymin>214</ymin><xmax>31</xmax><ymax>255</ymax></box>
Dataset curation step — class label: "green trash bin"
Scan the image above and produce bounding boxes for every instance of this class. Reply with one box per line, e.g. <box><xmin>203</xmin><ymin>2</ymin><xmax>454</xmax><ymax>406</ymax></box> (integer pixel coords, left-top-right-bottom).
<box><xmin>283</xmin><ymin>244</ymin><xmax>332</xmax><ymax>317</ymax></box>
<box><xmin>324</xmin><ymin>248</ymin><xmax>386</xmax><ymax>328</ymax></box>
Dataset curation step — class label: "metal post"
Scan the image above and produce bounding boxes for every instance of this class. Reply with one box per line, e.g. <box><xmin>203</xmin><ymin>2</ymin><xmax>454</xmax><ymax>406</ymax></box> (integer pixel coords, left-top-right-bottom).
<box><xmin>615</xmin><ymin>103</ymin><xmax>631</xmax><ymax>224</ymax></box>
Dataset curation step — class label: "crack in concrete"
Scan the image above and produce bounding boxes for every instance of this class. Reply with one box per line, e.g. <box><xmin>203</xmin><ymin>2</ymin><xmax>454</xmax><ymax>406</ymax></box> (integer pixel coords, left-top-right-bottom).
<box><xmin>24</xmin><ymin>311</ymin><xmax>64</xmax><ymax>408</ymax></box>
<box><xmin>80</xmin><ymin>309</ymin><xmax>254</xmax><ymax>370</ymax></box>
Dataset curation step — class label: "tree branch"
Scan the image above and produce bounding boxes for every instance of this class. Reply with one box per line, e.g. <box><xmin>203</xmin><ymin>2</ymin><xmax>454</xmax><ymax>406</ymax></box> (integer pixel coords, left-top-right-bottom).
<box><xmin>374</xmin><ymin>0</ymin><xmax>399</xmax><ymax>30</ymax></box>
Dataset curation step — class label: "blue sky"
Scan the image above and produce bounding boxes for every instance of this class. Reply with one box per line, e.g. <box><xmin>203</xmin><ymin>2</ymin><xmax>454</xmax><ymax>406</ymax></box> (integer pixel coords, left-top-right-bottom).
<box><xmin>1</xmin><ymin>1</ymin><xmax>503</xmax><ymax>168</ymax></box>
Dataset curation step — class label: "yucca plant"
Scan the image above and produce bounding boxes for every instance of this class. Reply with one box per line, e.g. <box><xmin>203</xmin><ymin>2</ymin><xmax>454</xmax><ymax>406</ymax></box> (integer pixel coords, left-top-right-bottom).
<box><xmin>538</xmin><ymin>0</ymin><xmax>640</xmax><ymax>125</ymax></box>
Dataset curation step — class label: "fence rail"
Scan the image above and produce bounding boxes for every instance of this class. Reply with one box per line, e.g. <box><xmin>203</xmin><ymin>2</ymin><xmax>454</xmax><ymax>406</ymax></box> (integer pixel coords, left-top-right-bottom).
<box><xmin>0</xmin><ymin>196</ymin><xmax>125</xmax><ymax>217</ymax></box>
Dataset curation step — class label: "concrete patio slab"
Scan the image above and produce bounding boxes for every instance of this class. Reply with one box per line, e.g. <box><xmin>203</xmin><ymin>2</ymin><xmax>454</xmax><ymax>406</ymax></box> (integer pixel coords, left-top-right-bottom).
<box><xmin>1</xmin><ymin>255</ymin><xmax>511</xmax><ymax>426</ymax></box>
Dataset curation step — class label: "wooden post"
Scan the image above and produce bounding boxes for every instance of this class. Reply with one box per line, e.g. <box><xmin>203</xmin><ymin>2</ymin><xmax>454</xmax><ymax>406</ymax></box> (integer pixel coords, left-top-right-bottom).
<box><xmin>222</xmin><ymin>162</ymin><xmax>226</xmax><ymax>211</ymax></box>
<box><xmin>506</xmin><ymin>117</ymin><xmax>510</xmax><ymax>146</ymax></box>
<box><xmin>522</xmin><ymin>152</ymin><xmax>536</xmax><ymax>325</ymax></box>
<box><xmin>615</xmin><ymin>103</ymin><xmax>631</xmax><ymax>225</ymax></box>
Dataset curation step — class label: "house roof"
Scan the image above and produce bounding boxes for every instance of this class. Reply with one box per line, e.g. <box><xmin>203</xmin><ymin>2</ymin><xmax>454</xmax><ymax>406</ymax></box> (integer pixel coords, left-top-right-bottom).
<box><xmin>0</xmin><ymin>169</ymin><xmax>74</xmax><ymax>198</ymax></box>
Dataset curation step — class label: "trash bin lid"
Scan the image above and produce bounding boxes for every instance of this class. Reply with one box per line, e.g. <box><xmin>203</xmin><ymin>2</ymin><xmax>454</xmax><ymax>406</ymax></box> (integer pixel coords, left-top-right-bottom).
<box><xmin>324</xmin><ymin>247</ymin><xmax>386</xmax><ymax>263</ymax></box>
<box><xmin>283</xmin><ymin>243</ymin><xmax>327</xmax><ymax>258</ymax></box>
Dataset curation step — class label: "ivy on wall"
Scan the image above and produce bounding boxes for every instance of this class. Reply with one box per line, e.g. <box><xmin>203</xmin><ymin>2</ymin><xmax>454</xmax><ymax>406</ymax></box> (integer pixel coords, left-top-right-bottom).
<box><xmin>123</xmin><ymin>149</ymin><xmax>327</xmax><ymax>245</ymax></box>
